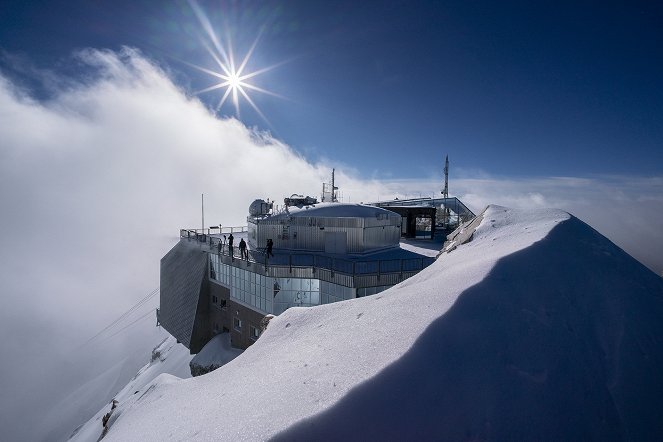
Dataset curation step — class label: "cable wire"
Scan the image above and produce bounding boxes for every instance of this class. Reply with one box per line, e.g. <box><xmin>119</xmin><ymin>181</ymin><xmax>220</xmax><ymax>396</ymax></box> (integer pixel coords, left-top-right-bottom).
<box><xmin>80</xmin><ymin>287</ymin><xmax>159</xmax><ymax>347</ymax></box>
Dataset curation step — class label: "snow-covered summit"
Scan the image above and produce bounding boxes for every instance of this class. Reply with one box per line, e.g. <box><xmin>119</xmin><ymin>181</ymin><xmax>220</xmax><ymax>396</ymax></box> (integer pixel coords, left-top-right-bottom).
<box><xmin>101</xmin><ymin>206</ymin><xmax>663</xmax><ymax>441</ymax></box>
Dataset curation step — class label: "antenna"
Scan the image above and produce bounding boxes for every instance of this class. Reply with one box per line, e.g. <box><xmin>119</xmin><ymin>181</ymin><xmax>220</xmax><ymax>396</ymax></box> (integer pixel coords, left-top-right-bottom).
<box><xmin>201</xmin><ymin>193</ymin><xmax>205</xmax><ymax>234</ymax></box>
<box><xmin>442</xmin><ymin>155</ymin><xmax>449</xmax><ymax>199</ymax></box>
<box><xmin>332</xmin><ymin>168</ymin><xmax>338</xmax><ymax>202</ymax></box>
<box><xmin>322</xmin><ymin>169</ymin><xmax>340</xmax><ymax>202</ymax></box>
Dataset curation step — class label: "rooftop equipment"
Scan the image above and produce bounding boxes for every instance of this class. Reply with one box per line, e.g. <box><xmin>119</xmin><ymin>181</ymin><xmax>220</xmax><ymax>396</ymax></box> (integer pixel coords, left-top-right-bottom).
<box><xmin>284</xmin><ymin>194</ymin><xmax>318</xmax><ymax>207</ymax></box>
<box><xmin>249</xmin><ymin>199</ymin><xmax>273</xmax><ymax>217</ymax></box>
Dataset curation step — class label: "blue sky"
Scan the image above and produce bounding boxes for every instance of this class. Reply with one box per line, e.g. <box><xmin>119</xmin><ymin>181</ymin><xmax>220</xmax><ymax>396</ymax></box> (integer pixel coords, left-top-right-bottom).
<box><xmin>2</xmin><ymin>0</ymin><xmax>661</xmax><ymax>179</ymax></box>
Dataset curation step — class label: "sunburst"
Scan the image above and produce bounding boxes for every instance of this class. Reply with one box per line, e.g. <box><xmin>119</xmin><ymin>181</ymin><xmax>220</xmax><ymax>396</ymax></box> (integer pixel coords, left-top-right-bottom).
<box><xmin>186</xmin><ymin>0</ymin><xmax>282</xmax><ymax>125</ymax></box>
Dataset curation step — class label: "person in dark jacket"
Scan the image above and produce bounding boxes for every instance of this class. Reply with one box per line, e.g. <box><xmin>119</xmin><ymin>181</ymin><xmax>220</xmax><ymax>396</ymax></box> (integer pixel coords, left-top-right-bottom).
<box><xmin>266</xmin><ymin>238</ymin><xmax>274</xmax><ymax>257</ymax></box>
<box><xmin>228</xmin><ymin>233</ymin><xmax>234</xmax><ymax>260</ymax></box>
<box><xmin>239</xmin><ymin>238</ymin><xmax>248</xmax><ymax>259</ymax></box>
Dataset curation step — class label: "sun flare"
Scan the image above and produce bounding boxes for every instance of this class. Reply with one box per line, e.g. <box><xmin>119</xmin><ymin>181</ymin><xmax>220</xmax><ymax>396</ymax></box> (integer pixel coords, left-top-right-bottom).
<box><xmin>186</xmin><ymin>1</ymin><xmax>282</xmax><ymax>125</ymax></box>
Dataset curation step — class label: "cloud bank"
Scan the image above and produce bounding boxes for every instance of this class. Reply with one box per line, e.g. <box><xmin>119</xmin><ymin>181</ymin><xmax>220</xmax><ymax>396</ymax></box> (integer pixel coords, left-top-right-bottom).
<box><xmin>341</xmin><ymin>174</ymin><xmax>663</xmax><ymax>275</ymax></box>
<box><xmin>0</xmin><ymin>47</ymin><xmax>661</xmax><ymax>440</ymax></box>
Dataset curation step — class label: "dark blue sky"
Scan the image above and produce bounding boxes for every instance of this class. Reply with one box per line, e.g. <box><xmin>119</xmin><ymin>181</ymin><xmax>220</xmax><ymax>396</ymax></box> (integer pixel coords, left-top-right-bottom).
<box><xmin>1</xmin><ymin>0</ymin><xmax>662</xmax><ymax>178</ymax></box>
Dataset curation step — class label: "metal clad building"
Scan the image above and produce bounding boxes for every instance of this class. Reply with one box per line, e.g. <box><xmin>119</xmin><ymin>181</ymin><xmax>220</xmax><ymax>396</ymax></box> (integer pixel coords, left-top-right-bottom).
<box><xmin>158</xmin><ymin>240</ymin><xmax>210</xmax><ymax>353</ymax></box>
<box><xmin>160</xmin><ymin>200</ymin><xmax>455</xmax><ymax>353</ymax></box>
<box><xmin>248</xmin><ymin>203</ymin><xmax>401</xmax><ymax>253</ymax></box>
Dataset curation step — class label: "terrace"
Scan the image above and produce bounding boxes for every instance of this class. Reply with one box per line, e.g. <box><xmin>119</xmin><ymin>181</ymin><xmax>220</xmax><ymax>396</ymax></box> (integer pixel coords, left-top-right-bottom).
<box><xmin>179</xmin><ymin>227</ymin><xmax>436</xmax><ymax>289</ymax></box>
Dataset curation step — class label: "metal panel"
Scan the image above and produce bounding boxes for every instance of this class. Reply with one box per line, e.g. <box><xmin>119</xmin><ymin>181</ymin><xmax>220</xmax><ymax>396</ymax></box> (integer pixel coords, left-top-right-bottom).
<box><xmin>250</xmin><ymin>213</ymin><xmax>400</xmax><ymax>253</ymax></box>
<box><xmin>324</xmin><ymin>231</ymin><xmax>347</xmax><ymax>254</ymax></box>
<box><xmin>159</xmin><ymin>240</ymin><xmax>208</xmax><ymax>349</ymax></box>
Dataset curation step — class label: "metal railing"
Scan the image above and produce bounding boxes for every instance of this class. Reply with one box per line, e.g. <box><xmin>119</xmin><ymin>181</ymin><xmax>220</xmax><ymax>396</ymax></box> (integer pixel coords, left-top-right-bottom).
<box><xmin>182</xmin><ymin>230</ymin><xmax>435</xmax><ymax>279</ymax></box>
<box><xmin>180</xmin><ymin>226</ymin><xmax>248</xmax><ymax>242</ymax></box>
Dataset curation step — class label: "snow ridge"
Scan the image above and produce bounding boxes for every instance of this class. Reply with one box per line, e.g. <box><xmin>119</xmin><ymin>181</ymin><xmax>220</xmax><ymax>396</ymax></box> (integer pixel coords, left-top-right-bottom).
<box><xmin>102</xmin><ymin>206</ymin><xmax>663</xmax><ymax>441</ymax></box>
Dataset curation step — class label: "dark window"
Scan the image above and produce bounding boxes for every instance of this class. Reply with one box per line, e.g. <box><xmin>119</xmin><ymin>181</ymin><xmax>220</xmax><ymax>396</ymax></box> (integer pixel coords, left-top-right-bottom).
<box><xmin>249</xmin><ymin>325</ymin><xmax>261</xmax><ymax>340</ymax></box>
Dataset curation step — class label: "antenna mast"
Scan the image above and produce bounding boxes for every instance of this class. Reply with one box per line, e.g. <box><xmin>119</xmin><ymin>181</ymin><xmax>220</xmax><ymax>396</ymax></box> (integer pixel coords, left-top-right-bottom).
<box><xmin>442</xmin><ymin>155</ymin><xmax>449</xmax><ymax>199</ymax></box>
<box><xmin>322</xmin><ymin>169</ymin><xmax>339</xmax><ymax>202</ymax></box>
<box><xmin>332</xmin><ymin>168</ymin><xmax>338</xmax><ymax>202</ymax></box>
<box><xmin>201</xmin><ymin>193</ymin><xmax>205</xmax><ymax>234</ymax></box>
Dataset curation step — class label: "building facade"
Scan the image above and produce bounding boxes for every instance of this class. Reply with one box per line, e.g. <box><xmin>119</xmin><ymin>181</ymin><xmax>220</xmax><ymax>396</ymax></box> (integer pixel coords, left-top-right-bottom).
<box><xmin>159</xmin><ymin>200</ymin><xmax>437</xmax><ymax>352</ymax></box>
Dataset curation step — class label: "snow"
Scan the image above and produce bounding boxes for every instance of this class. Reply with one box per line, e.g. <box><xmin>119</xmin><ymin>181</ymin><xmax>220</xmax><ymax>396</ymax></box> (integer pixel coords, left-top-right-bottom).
<box><xmin>68</xmin><ymin>336</ymin><xmax>193</xmax><ymax>442</ymax></box>
<box><xmin>101</xmin><ymin>205</ymin><xmax>663</xmax><ymax>441</ymax></box>
<box><xmin>398</xmin><ymin>237</ymin><xmax>444</xmax><ymax>257</ymax></box>
<box><xmin>33</xmin><ymin>326</ymin><xmax>176</xmax><ymax>442</ymax></box>
<box><xmin>189</xmin><ymin>333</ymin><xmax>243</xmax><ymax>375</ymax></box>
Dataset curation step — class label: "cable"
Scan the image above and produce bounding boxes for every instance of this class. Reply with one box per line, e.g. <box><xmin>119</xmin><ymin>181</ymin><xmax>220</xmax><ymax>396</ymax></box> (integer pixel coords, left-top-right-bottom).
<box><xmin>96</xmin><ymin>309</ymin><xmax>156</xmax><ymax>343</ymax></box>
<box><xmin>84</xmin><ymin>287</ymin><xmax>158</xmax><ymax>344</ymax></box>
<box><xmin>80</xmin><ymin>287</ymin><xmax>159</xmax><ymax>347</ymax></box>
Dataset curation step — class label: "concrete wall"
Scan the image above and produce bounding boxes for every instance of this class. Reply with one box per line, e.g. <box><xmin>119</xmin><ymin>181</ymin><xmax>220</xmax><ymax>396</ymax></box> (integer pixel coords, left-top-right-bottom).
<box><xmin>208</xmin><ymin>283</ymin><xmax>231</xmax><ymax>335</ymax></box>
<box><xmin>229</xmin><ymin>299</ymin><xmax>267</xmax><ymax>349</ymax></box>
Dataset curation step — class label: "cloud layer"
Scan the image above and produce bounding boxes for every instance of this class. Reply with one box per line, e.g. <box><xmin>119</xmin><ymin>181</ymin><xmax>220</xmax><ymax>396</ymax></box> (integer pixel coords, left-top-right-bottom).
<box><xmin>0</xmin><ymin>47</ymin><xmax>661</xmax><ymax>440</ymax></box>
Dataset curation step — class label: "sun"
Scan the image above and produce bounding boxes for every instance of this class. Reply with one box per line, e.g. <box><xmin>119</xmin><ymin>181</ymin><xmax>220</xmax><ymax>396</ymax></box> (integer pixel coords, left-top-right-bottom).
<box><xmin>185</xmin><ymin>1</ymin><xmax>282</xmax><ymax>125</ymax></box>
<box><xmin>228</xmin><ymin>72</ymin><xmax>241</xmax><ymax>90</ymax></box>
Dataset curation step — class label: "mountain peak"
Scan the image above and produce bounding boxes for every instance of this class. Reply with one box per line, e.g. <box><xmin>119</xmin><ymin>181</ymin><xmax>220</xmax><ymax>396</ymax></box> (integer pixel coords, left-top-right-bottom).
<box><xmin>101</xmin><ymin>206</ymin><xmax>663</xmax><ymax>441</ymax></box>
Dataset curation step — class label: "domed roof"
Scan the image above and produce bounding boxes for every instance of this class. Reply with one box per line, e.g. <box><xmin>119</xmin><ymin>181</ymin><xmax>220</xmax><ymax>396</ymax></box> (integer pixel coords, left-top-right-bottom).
<box><xmin>271</xmin><ymin>202</ymin><xmax>398</xmax><ymax>219</ymax></box>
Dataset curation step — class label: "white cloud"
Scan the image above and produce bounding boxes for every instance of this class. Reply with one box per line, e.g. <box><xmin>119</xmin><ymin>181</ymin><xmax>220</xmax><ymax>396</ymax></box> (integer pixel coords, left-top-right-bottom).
<box><xmin>0</xmin><ymin>47</ymin><xmax>333</xmax><ymax>441</ymax></box>
<box><xmin>0</xmin><ymin>47</ymin><xmax>661</xmax><ymax>440</ymax></box>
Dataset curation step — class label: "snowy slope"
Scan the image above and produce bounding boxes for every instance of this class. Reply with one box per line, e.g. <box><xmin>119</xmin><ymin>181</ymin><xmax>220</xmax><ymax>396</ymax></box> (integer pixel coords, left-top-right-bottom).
<box><xmin>35</xmin><ymin>326</ymin><xmax>178</xmax><ymax>442</ymax></box>
<box><xmin>102</xmin><ymin>206</ymin><xmax>663</xmax><ymax>441</ymax></box>
<box><xmin>189</xmin><ymin>333</ymin><xmax>243</xmax><ymax>376</ymax></box>
<box><xmin>68</xmin><ymin>336</ymin><xmax>193</xmax><ymax>442</ymax></box>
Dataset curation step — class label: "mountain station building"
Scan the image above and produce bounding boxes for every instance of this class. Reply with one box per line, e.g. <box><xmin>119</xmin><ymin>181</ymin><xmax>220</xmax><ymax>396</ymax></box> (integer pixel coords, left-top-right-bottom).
<box><xmin>158</xmin><ymin>194</ymin><xmax>473</xmax><ymax>352</ymax></box>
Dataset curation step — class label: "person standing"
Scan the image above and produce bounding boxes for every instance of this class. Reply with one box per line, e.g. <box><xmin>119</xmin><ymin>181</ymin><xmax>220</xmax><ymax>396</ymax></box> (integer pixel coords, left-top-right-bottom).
<box><xmin>266</xmin><ymin>238</ymin><xmax>274</xmax><ymax>257</ymax></box>
<box><xmin>228</xmin><ymin>233</ymin><xmax>234</xmax><ymax>261</ymax></box>
<box><xmin>239</xmin><ymin>238</ymin><xmax>248</xmax><ymax>260</ymax></box>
